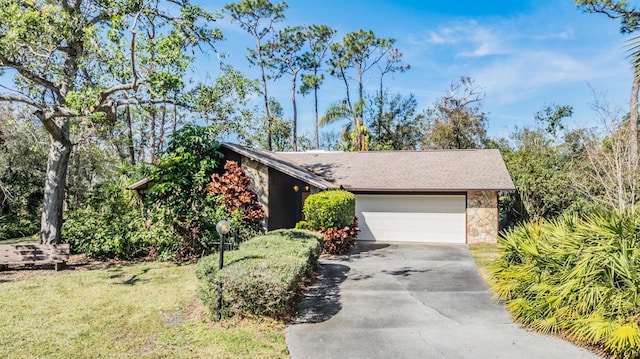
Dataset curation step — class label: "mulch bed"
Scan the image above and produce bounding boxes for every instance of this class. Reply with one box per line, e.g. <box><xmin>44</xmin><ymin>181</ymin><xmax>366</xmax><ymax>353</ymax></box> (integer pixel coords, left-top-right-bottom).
<box><xmin>0</xmin><ymin>254</ymin><xmax>130</xmax><ymax>282</ymax></box>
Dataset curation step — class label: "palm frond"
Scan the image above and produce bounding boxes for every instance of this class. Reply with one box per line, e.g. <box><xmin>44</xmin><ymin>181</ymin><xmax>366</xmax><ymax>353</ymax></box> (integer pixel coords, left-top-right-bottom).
<box><xmin>625</xmin><ymin>35</ymin><xmax>640</xmax><ymax>79</ymax></box>
<box><xmin>320</xmin><ymin>102</ymin><xmax>351</xmax><ymax>126</ymax></box>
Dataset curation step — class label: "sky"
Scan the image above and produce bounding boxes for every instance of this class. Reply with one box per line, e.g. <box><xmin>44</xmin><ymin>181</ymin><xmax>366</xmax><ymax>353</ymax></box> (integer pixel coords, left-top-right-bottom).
<box><xmin>197</xmin><ymin>0</ymin><xmax>636</xmax><ymax>140</ymax></box>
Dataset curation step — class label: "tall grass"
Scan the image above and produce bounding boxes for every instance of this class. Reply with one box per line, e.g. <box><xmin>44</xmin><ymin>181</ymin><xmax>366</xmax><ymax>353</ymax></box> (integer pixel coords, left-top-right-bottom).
<box><xmin>492</xmin><ymin>211</ymin><xmax>640</xmax><ymax>358</ymax></box>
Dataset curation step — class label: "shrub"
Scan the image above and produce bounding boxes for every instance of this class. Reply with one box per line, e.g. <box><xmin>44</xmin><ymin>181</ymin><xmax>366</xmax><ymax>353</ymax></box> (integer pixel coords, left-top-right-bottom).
<box><xmin>491</xmin><ymin>210</ymin><xmax>640</xmax><ymax>359</ymax></box>
<box><xmin>0</xmin><ymin>214</ymin><xmax>38</xmax><ymax>240</ymax></box>
<box><xmin>294</xmin><ymin>220</ymin><xmax>314</xmax><ymax>230</ymax></box>
<box><xmin>147</xmin><ymin>124</ymin><xmax>224</xmax><ymax>260</ymax></box>
<box><xmin>196</xmin><ymin>229</ymin><xmax>322</xmax><ymax>318</ymax></box>
<box><xmin>63</xmin><ymin>163</ymin><xmax>238</xmax><ymax>260</ymax></box>
<box><xmin>207</xmin><ymin>160</ymin><xmax>265</xmax><ymax>241</ymax></box>
<box><xmin>303</xmin><ymin>190</ymin><xmax>355</xmax><ymax>229</ymax></box>
<box><xmin>320</xmin><ymin>217</ymin><xmax>359</xmax><ymax>255</ymax></box>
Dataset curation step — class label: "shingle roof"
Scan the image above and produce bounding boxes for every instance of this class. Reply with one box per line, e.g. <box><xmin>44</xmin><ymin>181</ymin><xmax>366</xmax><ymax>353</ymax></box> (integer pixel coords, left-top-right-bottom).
<box><xmin>220</xmin><ymin>143</ymin><xmax>337</xmax><ymax>190</ymax></box>
<box><xmin>222</xmin><ymin>143</ymin><xmax>515</xmax><ymax>192</ymax></box>
<box><xmin>274</xmin><ymin>149</ymin><xmax>515</xmax><ymax>192</ymax></box>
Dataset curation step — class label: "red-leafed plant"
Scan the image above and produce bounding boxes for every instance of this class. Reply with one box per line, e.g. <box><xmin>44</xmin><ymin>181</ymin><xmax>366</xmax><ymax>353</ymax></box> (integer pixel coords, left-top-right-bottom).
<box><xmin>319</xmin><ymin>217</ymin><xmax>359</xmax><ymax>255</ymax></box>
<box><xmin>207</xmin><ymin>160</ymin><xmax>265</xmax><ymax>226</ymax></box>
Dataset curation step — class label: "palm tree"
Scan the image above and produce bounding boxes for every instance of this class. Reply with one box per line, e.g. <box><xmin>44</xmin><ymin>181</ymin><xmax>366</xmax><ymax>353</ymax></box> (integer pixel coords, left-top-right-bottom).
<box><xmin>626</xmin><ymin>36</ymin><xmax>640</xmax><ymax>163</ymax></box>
<box><xmin>320</xmin><ymin>99</ymin><xmax>368</xmax><ymax>151</ymax></box>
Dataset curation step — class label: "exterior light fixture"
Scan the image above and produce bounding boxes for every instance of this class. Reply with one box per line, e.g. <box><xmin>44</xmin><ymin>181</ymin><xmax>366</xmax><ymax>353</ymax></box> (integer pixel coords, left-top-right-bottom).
<box><xmin>304</xmin><ymin>185</ymin><xmax>310</xmax><ymax>191</ymax></box>
<box><xmin>293</xmin><ymin>185</ymin><xmax>299</xmax><ymax>192</ymax></box>
<box><xmin>215</xmin><ymin>220</ymin><xmax>231</xmax><ymax>321</ymax></box>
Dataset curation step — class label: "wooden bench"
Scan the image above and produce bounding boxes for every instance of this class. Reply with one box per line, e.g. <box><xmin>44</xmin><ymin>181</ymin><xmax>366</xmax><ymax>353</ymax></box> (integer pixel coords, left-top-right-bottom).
<box><xmin>0</xmin><ymin>244</ymin><xmax>70</xmax><ymax>271</ymax></box>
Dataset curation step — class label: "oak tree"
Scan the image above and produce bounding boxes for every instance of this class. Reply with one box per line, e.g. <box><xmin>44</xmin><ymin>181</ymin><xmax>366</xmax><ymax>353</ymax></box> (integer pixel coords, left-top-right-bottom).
<box><xmin>0</xmin><ymin>0</ymin><xmax>220</xmax><ymax>244</ymax></box>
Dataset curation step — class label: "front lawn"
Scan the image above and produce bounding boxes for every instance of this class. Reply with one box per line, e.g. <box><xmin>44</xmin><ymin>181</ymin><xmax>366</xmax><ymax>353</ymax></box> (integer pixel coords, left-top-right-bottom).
<box><xmin>468</xmin><ymin>244</ymin><xmax>499</xmax><ymax>287</ymax></box>
<box><xmin>0</xmin><ymin>262</ymin><xmax>288</xmax><ymax>358</ymax></box>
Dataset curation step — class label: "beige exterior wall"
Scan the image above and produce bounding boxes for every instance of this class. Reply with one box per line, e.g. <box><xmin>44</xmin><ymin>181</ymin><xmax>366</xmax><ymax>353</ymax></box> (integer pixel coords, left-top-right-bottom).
<box><xmin>240</xmin><ymin>158</ymin><xmax>269</xmax><ymax>227</ymax></box>
<box><xmin>466</xmin><ymin>191</ymin><xmax>498</xmax><ymax>244</ymax></box>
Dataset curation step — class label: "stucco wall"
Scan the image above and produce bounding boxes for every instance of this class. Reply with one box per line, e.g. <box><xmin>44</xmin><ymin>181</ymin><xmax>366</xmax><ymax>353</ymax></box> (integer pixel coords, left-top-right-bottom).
<box><xmin>466</xmin><ymin>191</ymin><xmax>498</xmax><ymax>244</ymax></box>
<box><xmin>240</xmin><ymin>158</ymin><xmax>269</xmax><ymax>226</ymax></box>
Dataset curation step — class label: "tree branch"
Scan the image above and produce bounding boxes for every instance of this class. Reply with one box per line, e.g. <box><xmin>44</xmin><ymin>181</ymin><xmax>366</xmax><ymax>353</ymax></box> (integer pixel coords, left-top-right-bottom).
<box><xmin>0</xmin><ymin>54</ymin><xmax>62</xmax><ymax>98</ymax></box>
<box><xmin>0</xmin><ymin>93</ymin><xmax>40</xmax><ymax>108</ymax></box>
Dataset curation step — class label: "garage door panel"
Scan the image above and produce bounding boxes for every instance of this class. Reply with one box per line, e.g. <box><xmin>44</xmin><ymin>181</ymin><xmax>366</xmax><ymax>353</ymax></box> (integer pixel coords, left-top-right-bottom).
<box><xmin>356</xmin><ymin>195</ymin><xmax>466</xmax><ymax>243</ymax></box>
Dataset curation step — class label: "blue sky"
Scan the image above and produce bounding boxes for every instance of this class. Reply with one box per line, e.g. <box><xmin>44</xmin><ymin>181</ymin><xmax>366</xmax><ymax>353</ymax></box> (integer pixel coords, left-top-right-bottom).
<box><xmin>199</xmin><ymin>0</ymin><xmax>634</xmax><ymax>140</ymax></box>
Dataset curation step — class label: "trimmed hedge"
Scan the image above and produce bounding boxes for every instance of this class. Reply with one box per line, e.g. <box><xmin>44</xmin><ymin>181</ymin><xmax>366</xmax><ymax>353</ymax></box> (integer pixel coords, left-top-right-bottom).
<box><xmin>196</xmin><ymin>229</ymin><xmax>322</xmax><ymax>318</ymax></box>
<box><xmin>302</xmin><ymin>190</ymin><xmax>355</xmax><ymax>229</ymax></box>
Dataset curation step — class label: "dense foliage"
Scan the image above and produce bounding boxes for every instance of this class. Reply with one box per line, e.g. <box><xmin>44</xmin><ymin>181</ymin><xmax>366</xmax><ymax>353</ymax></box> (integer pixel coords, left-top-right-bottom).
<box><xmin>196</xmin><ymin>229</ymin><xmax>323</xmax><ymax>318</ymax></box>
<box><xmin>63</xmin><ymin>125</ymin><xmax>256</xmax><ymax>260</ymax></box>
<box><xmin>492</xmin><ymin>211</ymin><xmax>640</xmax><ymax>358</ymax></box>
<box><xmin>207</xmin><ymin>160</ymin><xmax>266</xmax><ymax>240</ymax></box>
<box><xmin>317</xmin><ymin>217</ymin><xmax>360</xmax><ymax>255</ymax></box>
<box><xmin>302</xmin><ymin>190</ymin><xmax>355</xmax><ymax>229</ymax></box>
<box><xmin>64</xmin><ymin>167</ymin><xmax>168</xmax><ymax>259</ymax></box>
<box><xmin>499</xmin><ymin>127</ymin><xmax>584</xmax><ymax>226</ymax></box>
<box><xmin>297</xmin><ymin>190</ymin><xmax>358</xmax><ymax>254</ymax></box>
<box><xmin>146</xmin><ymin>124</ymin><xmax>226</xmax><ymax>259</ymax></box>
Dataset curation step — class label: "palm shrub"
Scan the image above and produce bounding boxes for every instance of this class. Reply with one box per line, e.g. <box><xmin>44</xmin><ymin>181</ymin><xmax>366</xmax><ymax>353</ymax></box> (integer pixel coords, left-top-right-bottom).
<box><xmin>492</xmin><ymin>210</ymin><xmax>640</xmax><ymax>358</ymax></box>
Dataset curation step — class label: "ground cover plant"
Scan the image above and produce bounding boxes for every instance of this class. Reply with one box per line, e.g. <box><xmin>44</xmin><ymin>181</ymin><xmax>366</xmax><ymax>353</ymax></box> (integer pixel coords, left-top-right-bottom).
<box><xmin>197</xmin><ymin>229</ymin><xmax>322</xmax><ymax>318</ymax></box>
<box><xmin>491</xmin><ymin>210</ymin><xmax>640</xmax><ymax>358</ymax></box>
<box><xmin>0</xmin><ymin>262</ymin><xmax>288</xmax><ymax>358</ymax></box>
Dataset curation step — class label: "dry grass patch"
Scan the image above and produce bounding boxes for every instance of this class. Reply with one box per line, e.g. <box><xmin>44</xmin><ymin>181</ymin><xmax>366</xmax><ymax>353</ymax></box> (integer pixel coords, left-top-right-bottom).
<box><xmin>0</xmin><ymin>262</ymin><xmax>288</xmax><ymax>358</ymax></box>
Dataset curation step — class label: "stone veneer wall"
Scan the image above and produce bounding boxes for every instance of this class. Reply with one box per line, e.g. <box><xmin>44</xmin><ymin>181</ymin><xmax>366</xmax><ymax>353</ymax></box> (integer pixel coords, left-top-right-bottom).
<box><xmin>466</xmin><ymin>191</ymin><xmax>498</xmax><ymax>244</ymax></box>
<box><xmin>240</xmin><ymin>158</ymin><xmax>269</xmax><ymax>227</ymax></box>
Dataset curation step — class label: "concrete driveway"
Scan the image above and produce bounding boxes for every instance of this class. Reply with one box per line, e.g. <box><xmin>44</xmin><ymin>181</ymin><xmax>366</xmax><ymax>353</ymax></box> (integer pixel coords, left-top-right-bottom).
<box><xmin>286</xmin><ymin>243</ymin><xmax>600</xmax><ymax>359</ymax></box>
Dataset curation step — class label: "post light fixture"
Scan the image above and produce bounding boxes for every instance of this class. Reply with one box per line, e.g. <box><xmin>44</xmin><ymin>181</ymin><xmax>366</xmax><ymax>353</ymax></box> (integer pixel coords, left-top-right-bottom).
<box><xmin>215</xmin><ymin>220</ymin><xmax>230</xmax><ymax>321</ymax></box>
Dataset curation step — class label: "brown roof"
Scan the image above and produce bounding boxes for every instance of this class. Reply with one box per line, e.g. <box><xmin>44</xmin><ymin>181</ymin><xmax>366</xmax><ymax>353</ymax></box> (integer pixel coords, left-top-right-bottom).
<box><xmin>221</xmin><ymin>143</ymin><xmax>338</xmax><ymax>190</ymax></box>
<box><xmin>272</xmin><ymin>149</ymin><xmax>515</xmax><ymax>192</ymax></box>
<box><xmin>222</xmin><ymin>143</ymin><xmax>515</xmax><ymax>192</ymax></box>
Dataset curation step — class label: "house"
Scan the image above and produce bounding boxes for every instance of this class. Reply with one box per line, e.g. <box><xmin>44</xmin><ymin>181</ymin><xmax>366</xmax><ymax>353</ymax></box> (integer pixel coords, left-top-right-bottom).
<box><xmin>220</xmin><ymin>143</ymin><xmax>515</xmax><ymax>244</ymax></box>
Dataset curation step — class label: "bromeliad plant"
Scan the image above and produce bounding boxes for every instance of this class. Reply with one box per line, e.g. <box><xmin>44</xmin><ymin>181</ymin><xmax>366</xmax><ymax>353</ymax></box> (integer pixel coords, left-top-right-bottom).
<box><xmin>491</xmin><ymin>210</ymin><xmax>640</xmax><ymax>358</ymax></box>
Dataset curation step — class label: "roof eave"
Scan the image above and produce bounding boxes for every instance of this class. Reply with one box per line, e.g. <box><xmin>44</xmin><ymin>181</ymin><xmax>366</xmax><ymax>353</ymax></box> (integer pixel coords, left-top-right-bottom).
<box><xmin>221</xmin><ymin>143</ymin><xmax>337</xmax><ymax>190</ymax></box>
<box><xmin>344</xmin><ymin>186</ymin><xmax>517</xmax><ymax>193</ymax></box>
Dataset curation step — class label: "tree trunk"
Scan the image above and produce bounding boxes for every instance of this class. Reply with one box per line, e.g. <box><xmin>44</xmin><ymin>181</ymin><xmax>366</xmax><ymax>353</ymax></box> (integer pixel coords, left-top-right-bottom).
<box><xmin>313</xmin><ymin>71</ymin><xmax>320</xmax><ymax>149</ymax></box>
<box><xmin>39</xmin><ymin>136</ymin><xmax>72</xmax><ymax>244</ymax></box>
<box><xmin>125</xmin><ymin>105</ymin><xmax>136</xmax><ymax>166</ymax></box>
<box><xmin>257</xmin><ymin>43</ymin><xmax>272</xmax><ymax>151</ymax></box>
<box><xmin>630</xmin><ymin>76</ymin><xmax>639</xmax><ymax>164</ymax></box>
<box><xmin>150</xmin><ymin>107</ymin><xmax>157</xmax><ymax>160</ymax></box>
<box><xmin>292</xmin><ymin>75</ymin><xmax>298</xmax><ymax>152</ymax></box>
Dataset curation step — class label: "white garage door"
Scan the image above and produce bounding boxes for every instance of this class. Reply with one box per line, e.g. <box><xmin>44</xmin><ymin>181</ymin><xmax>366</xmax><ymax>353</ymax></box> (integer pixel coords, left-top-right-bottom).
<box><xmin>355</xmin><ymin>194</ymin><xmax>466</xmax><ymax>243</ymax></box>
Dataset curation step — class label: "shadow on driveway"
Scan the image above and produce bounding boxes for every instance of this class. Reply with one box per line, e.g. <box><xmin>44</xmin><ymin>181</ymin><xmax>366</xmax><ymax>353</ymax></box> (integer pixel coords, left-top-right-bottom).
<box><xmin>293</xmin><ymin>263</ymin><xmax>349</xmax><ymax>324</ymax></box>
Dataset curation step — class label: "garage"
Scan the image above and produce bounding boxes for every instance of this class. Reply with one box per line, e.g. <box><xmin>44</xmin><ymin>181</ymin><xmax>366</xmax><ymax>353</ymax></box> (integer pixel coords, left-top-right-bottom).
<box><xmin>355</xmin><ymin>194</ymin><xmax>466</xmax><ymax>243</ymax></box>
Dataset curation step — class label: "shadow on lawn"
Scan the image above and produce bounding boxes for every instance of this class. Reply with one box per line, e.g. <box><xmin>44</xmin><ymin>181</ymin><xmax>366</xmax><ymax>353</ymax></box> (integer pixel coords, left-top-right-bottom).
<box><xmin>292</xmin><ymin>262</ymin><xmax>349</xmax><ymax>324</ymax></box>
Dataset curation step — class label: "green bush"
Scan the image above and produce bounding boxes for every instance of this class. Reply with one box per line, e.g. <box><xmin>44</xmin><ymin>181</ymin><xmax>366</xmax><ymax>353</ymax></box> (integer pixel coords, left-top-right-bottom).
<box><xmin>303</xmin><ymin>190</ymin><xmax>355</xmax><ymax>229</ymax></box>
<box><xmin>491</xmin><ymin>210</ymin><xmax>640</xmax><ymax>359</ymax></box>
<box><xmin>0</xmin><ymin>214</ymin><xmax>38</xmax><ymax>240</ymax></box>
<box><xmin>196</xmin><ymin>229</ymin><xmax>322</xmax><ymax>318</ymax></box>
<box><xmin>294</xmin><ymin>220</ymin><xmax>313</xmax><ymax>230</ymax></box>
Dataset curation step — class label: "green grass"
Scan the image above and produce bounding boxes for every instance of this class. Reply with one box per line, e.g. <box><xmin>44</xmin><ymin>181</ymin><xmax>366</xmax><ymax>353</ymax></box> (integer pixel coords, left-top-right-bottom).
<box><xmin>469</xmin><ymin>244</ymin><xmax>499</xmax><ymax>287</ymax></box>
<box><xmin>0</xmin><ymin>262</ymin><xmax>288</xmax><ymax>358</ymax></box>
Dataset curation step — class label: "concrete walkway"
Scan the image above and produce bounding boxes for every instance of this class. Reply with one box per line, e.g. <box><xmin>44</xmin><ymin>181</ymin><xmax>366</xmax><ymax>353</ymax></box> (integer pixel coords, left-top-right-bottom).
<box><xmin>286</xmin><ymin>243</ymin><xmax>600</xmax><ymax>359</ymax></box>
